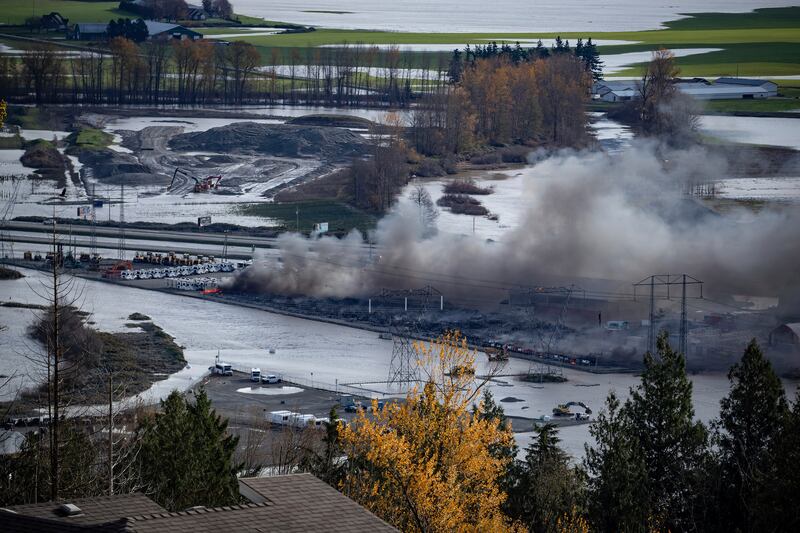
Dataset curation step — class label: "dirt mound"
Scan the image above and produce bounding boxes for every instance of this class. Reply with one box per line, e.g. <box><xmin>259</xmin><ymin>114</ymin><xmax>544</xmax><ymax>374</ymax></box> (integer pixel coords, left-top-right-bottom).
<box><xmin>169</xmin><ymin>122</ymin><xmax>368</xmax><ymax>161</ymax></box>
<box><xmin>20</xmin><ymin>142</ymin><xmax>63</xmax><ymax>170</ymax></box>
<box><xmin>78</xmin><ymin>149</ymin><xmax>164</xmax><ymax>184</ymax></box>
<box><xmin>287</xmin><ymin>114</ymin><xmax>375</xmax><ymax>129</ymax></box>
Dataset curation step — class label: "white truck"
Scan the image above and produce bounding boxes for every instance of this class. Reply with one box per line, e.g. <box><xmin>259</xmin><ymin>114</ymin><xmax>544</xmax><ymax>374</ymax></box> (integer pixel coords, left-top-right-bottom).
<box><xmin>261</xmin><ymin>374</ymin><xmax>281</xmax><ymax>384</ymax></box>
<box><xmin>209</xmin><ymin>354</ymin><xmax>232</xmax><ymax>376</ymax></box>
<box><xmin>250</xmin><ymin>368</ymin><xmax>261</xmax><ymax>382</ymax></box>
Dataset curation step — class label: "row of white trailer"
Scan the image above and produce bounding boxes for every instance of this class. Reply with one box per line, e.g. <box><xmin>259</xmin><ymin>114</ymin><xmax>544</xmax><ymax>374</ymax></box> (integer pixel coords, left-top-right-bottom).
<box><xmin>120</xmin><ymin>262</ymin><xmax>237</xmax><ymax>280</ymax></box>
<box><xmin>268</xmin><ymin>410</ymin><xmax>332</xmax><ymax>430</ymax></box>
<box><xmin>170</xmin><ymin>277</ymin><xmax>219</xmax><ymax>291</ymax></box>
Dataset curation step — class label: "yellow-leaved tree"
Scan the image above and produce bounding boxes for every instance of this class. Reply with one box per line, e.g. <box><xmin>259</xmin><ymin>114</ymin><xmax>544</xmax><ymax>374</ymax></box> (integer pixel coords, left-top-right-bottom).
<box><xmin>0</xmin><ymin>99</ymin><xmax>7</xmax><ymax>130</ymax></box>
<box><xmin>340</xmin><ymin>331</ymin><xmax>521</xmax><ymax>532</ymax></box>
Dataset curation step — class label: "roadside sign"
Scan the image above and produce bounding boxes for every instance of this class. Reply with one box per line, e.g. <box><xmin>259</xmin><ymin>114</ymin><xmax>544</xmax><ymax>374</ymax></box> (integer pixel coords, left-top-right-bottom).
<box><xmin>198</xmin><ymin>216</ymin><xmax>212</xmax><ymax>227</ymax></box>
<box><xmin>313</xmin><ymin>222</ymin><xmax>329</xmax><ymax>234</ymax></box>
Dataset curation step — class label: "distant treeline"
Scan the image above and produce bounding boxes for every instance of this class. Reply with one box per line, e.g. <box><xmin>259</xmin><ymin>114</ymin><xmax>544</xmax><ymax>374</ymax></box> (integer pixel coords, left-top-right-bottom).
<box><xmin>0</xmin><ymin>36</ymin><xmax>602</xmax><ymax>109</ymax></box>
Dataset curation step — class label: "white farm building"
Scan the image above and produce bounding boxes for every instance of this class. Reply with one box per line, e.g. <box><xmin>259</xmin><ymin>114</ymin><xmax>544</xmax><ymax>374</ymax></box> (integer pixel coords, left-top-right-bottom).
<box><xmin>593</xmin><ymin>77</ymin><xmax>779</xmax><ymax>102</ymax></box>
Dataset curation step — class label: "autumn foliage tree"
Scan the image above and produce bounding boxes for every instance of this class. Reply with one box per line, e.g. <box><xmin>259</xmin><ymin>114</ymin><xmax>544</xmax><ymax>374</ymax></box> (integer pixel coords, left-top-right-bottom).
<box><xmin>340</xmin><ymin>331</ymin><xmax>519</xmax><ymax>532</ymax></box>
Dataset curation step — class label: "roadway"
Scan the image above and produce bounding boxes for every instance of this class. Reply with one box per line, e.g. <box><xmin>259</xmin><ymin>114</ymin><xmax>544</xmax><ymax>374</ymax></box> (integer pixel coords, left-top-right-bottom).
<box><xmin>0</xmin><ymin>221</ymin><xmax>376</xmax><ymax>259</ymax></box>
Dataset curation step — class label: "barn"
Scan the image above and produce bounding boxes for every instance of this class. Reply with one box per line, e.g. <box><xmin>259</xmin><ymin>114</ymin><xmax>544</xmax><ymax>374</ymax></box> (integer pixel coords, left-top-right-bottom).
<box><xmin>769</xmin><ymin>323</ymin><xmax>800</xmax><ymax>347</ymax></box>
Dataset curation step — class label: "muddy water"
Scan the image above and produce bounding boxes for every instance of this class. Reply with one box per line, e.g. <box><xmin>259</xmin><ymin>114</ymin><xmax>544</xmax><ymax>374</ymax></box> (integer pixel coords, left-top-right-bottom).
<box><xmin>3</xmin><ymin>268</ymin><xmax>796</xmax><ymax>457</ymax></box>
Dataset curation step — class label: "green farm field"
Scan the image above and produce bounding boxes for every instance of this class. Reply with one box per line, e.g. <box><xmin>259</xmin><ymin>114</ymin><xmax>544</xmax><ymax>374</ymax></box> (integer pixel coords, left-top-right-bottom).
<box><xmin>199</xmin><ymin>7</ymin><xmax>800</xmax><ymax>78</ymax></box>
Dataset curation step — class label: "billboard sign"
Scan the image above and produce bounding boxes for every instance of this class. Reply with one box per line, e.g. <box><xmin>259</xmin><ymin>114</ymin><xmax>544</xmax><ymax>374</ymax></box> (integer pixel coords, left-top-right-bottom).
<box><xmin>198</xmin><ymin>216</ymin><xmax>212</xmax><ymax>227</ymax></box>
<box><xmin>313</xmin><ymin>222</ymin><xmax>329</xmax><ymax>234</ymax></box>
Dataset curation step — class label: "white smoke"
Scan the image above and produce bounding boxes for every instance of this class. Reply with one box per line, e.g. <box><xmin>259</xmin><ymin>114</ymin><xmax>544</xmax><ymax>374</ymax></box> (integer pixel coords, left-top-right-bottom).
<box><xmin>228</xmin><ymin>140</ymin><xmax>800</xmax><ymax>305</ymax></box>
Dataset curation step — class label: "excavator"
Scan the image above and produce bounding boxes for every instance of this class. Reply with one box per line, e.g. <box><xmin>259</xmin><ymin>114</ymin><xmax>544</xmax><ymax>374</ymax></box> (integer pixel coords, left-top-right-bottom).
<box><xmin>552</xmin><ymin>401</ymin><xmax>592</xmax><ymax>419</ymax></box>
<box><xmin>168</xmin><ymin>168</ymin><xmax>223</xmax><ymax>193</ymax></box>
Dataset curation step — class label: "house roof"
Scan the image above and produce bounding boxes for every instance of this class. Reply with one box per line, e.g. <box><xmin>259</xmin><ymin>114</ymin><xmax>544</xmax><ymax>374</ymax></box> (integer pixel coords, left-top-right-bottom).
<box><xmin>774</xmin><ymin>323</ymin><xmax>800</xmax><ymax>339</ymax></box>
<box><xmin>1</xmin><ymin>474</ymin><xmax>397</xmax><ymax>532</ymax></box>
<box><xmin>74</xmin><ymin>23</ymin><xmax>108</xmax><ymax>34</ymax></box>
<box><xmin>6</xmin><ymin>493</ymin><xmax>166</xmax><ymax>526</ymax></box>
<box><xmin>715</xmin><ymin>77</ymin><xmax>776</xmax><ymax>88</ymax></box>
<box><xmin>676</xmin><ymin>83</ymin><xmax>771</xmax><ymax>96</ymax></box>
<box><xmin>143</xmin><ymin>20</ymin><xmax>201</xmax><ymax>36</ymax></box>
<box><xmin>143</xmin><ymin>20</ymin><xmax>181</xmax><ymax>35</ymax></box>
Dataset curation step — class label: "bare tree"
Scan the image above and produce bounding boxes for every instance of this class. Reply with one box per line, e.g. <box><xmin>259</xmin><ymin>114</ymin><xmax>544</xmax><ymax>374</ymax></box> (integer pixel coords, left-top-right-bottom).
<box><xmin>409</xmin><ymin>185</ymin><xmax>439</xmax><ymax>234</ymax></box>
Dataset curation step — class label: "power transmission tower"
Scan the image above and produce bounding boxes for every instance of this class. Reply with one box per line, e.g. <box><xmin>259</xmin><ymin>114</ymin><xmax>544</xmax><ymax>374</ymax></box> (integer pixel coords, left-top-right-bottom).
<box><xmin>633</xmin><ymin>274</ymin><xmax>703</xmax><ymax>356</ymax></box>
<box><xmin>383</xmin><ymin>286</ymin><xmax>442</xmax><ymax>391</ymax></box>
<box><xmin>527</xmin><ymin>285</ymin><xmax>574</xmax><ymax>380</ymax></box>
<box><xmin>117</xmin><ymin>183</ymin><xmax>125</xmax><ymax>260</ymax></box>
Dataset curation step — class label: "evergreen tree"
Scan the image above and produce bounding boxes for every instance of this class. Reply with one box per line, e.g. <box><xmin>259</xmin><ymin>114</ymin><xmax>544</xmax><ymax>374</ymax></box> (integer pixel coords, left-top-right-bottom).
<box><xmin>768</xmin><ymin>392</ymin><xmax>800</xmax><ymax>531</ymax></box>
<box><xmin>584</xmin><ymin>391</ymin><xmax>649</xmax><ymax>532</ymax></box>
<box><xmin>715</xmin><ymin>340</ymin><xmax>789</xmax><ymax>531</ymax></box>
<box><xmin>303</xmin><ymin>406</ymin><xmax>345</xmax><ymax>486</ymax></box>
<box><xmin>584</xmin><ymin>38</ymin><xmax>603</xmax><ymax>80</ymax></box>
<box><xmin>474</xmin><ymin>389</ymin><xmax>518</xmax><ymax>496</ymax></box>
<box><xmin>627</xmin><ymin>331</ymin><xmax>708</xmax><ymax>530</ymax></box>
<box><xmin>447</xmin><ymin>49</ymin><xmax>463</xmax><ymax>83</ymax></box>
<box><xmin>507</xmin><ymin>424</ymin><xmax>583</xmax><ymax>532</ymax></box>
<box><xmin>136</xmin><ymin>389</ymin><xmax>241</xmax><ymax>511</ymax></box>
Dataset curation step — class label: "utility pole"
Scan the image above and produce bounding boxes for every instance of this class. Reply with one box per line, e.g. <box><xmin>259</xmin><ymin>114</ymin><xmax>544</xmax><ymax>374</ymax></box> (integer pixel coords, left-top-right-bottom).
<box><xmin>634</xmin><ymin>274</ymin><xmax>703</xmax><ymax>356</ymax></box>
<box><xmin>118</xmin><ymin>183</ymin><xmax>125</xmax><ymax>260</ymax></box>
<box><xmin>296</xmin><ymin>206</ymin><xmax>299</xmax><ymax>233</ymax></box>
<box><xmin>90</xmin><ymin>183</ymin><xmax>97</xmax><ymax>257</ymax></box>
<box><xmin>680</xmin><ymin>274</ymin><xmax>688</xmax><ymax>356</ymax></box>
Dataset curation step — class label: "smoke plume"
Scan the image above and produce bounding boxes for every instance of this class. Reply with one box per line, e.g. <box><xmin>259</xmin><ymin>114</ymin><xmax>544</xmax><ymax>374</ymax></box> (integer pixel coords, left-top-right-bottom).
<box><xmin>228</xmin><ymin>140</ymin><xmax>800</xmax><ymax>307</ymax></box>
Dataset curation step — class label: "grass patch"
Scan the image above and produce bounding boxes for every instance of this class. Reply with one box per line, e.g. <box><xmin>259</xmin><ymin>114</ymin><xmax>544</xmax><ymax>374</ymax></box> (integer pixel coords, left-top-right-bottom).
<box><xmin>703</xmin><ymin>98</ymin><xmax>800</xmax><ymax>114</ymax></box>
<box><xmin>236</xmin><ymin>200</ymin><xmax>376</xmax><ymax>235</ymax></box>
<box><xmin>0</xmin><ymin>0</ymin><xmax>134</xmax><ymax>25</ymax></box>
<box><xmin>0</xmin><ymin>135</ymin><xmax>24</xmax><ymax>149</ymax></box>
<box><xmin>5</xmin><ymin>106</ymin><xmax>67</xmax><ymax>131</ymax></box>
<box><xmin>66</xmin><ymin>127</ymin><xmax>113</xmax><ymax>150</ymax></box>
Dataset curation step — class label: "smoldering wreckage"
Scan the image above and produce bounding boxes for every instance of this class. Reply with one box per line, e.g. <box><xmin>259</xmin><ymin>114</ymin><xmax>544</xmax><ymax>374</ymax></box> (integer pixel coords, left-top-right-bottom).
<box><xmin>219</xmin><ymin>141</ymin><xmax>800</xmax><ymax>373</ymax></box>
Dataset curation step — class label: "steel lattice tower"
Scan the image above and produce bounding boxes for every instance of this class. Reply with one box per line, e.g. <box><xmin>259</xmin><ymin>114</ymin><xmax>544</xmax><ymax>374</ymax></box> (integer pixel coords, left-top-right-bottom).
<box><xmin>633</xmin><ymin>274</ymin><xmax>703</xmax><ymax>356</ymax></box>
<box><xmin>383</xmin><ymin>286</ymin><xmax>441</xmax><ymax>391</ymax></box>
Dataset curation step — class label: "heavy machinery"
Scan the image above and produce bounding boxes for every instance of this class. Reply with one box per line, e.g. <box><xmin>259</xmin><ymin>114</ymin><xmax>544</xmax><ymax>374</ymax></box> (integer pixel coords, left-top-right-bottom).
<box><xmin>485</xmin><ymin>344</ymin><xmax>509</xmax><ymax>362</ymax></box>
<box><xmin>168</xmin><ymin>168</ymin><xmax>223</xmax><ymax>193</ymax></box>
<box><xmin>552</xmin><ymin>401</ymin><xmax>593</xmax><ymax>419</ymax></box>
<box><xmin>103</xmin><ymin>260</ymin><xmax>133</xmax><ymax>279</ymax></box>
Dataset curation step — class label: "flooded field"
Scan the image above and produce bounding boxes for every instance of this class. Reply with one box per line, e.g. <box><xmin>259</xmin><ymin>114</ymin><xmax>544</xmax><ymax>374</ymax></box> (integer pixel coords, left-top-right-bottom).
<box><xmin>699</xmin><ymin>115</ymin><xmax>800</xmax><ymax>151</ymax></box>
<box><xmin>233</xmin><ymin>0</ymin><xmax>796</xmax><ymax>32</ymax></box>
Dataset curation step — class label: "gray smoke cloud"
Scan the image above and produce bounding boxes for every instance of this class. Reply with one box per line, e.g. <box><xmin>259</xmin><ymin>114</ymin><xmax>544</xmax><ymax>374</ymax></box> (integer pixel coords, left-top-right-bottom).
<box><xmin>227</xmin><ymin>140</ymin><xmax>800</xmax><ymax>307</ymax></box>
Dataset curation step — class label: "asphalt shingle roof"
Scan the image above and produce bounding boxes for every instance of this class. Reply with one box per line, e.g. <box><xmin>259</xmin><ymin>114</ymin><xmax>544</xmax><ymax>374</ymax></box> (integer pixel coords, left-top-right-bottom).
<box><xmin>1</xmin><ymin>474</ymin><xmax>397</xmax><ymax>532</ymax></box>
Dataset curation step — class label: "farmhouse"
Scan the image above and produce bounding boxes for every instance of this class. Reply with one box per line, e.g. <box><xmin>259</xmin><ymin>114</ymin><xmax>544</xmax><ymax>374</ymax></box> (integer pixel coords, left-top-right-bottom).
<box><xmin>69</xmin><ymin>23</ymin><xmax>109</xmax><ymax>41</ymax></box>
<box><xmin>186</xmin><ymin>4</ymin><xmax>208</xmax><ymax>20</ymax></box>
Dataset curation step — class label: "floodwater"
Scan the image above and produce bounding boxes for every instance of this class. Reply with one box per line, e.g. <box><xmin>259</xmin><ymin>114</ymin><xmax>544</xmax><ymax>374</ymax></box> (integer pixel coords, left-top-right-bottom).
<box><xmin>233</xmin><ymin>0</ymin><xmax>797</xmax><ymax>33</ymax></box>
<box><xmin>699</xmin><ymin>115</ymin><xmax>800</xmax><ymax>151</ymax></box>
<box><xmin>400</xmin><ymin>114</ymin><xmax>633</xmax><ymax>241</ymax></box>
<box><xmin>716</xmin><ymin>176</ymin><xmax>800</xmax><ymax>201</ymax></box>
<box><xmin>1</xmin><ymin>268</ymin><xmax>796</xmax><ymax>458</ymax></box>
